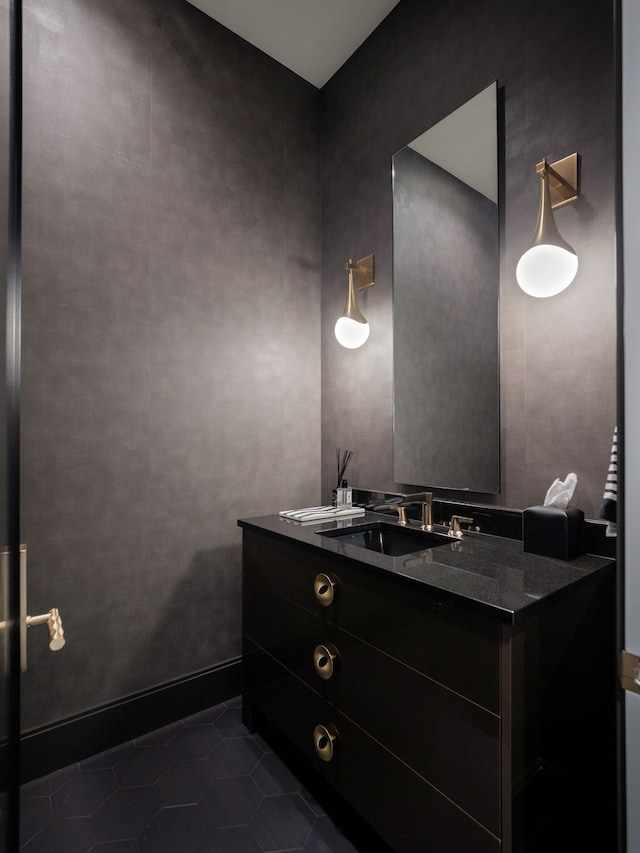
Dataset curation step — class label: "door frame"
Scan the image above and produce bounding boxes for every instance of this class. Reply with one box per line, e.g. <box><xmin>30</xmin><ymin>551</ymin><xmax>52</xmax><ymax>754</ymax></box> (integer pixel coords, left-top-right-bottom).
<box><xmin>2</xmin><ymin>0</ymin><xmax>21</xmax><ymax>849</ymax></box>
<box><xmin>621</xmin><ymin>0</ymin><xmax>640</xmax><ymax>850</ymax></box>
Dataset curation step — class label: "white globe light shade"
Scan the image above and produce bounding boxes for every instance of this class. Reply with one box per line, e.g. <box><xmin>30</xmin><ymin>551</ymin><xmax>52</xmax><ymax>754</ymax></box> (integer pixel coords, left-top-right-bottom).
<box><xmin>334</xmin><ymin>316</ymin><xmax>370</xmax><ymax>349</ymax></box>
<box><xmin>516</xmin><ymin>244</ymin><xmax>578</xmax><ymax>298</ymax></box>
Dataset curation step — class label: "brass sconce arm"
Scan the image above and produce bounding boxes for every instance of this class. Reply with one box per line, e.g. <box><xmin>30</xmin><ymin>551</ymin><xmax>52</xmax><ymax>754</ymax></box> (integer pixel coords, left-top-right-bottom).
<box><xmin>335</xmin><ymin>253</ymin><xmax>376</xmax><ymax>349</ymax></box>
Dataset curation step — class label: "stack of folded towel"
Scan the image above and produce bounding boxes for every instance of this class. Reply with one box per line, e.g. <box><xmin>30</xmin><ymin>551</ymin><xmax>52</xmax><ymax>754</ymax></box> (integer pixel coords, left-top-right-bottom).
<box><xmin>279</xmin><ymin>505</ymin><xmax>365</xmax><ymax>523</ymax></box>
<box><xmin>598</xmin><ymin>426</ymin><xmax>617</xmax><ymax>537</ymax></box>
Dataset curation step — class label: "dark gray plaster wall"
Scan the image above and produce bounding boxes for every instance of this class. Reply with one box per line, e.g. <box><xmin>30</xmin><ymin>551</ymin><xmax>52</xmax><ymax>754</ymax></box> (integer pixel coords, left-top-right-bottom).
<box><xmin>320</xmin><ymin>0</ymin><xmax>617</xmax><ymax>517</ymax></box>
<box><xmin>21</xmin><ymin>0</ymin><xmax>321</xmax><ymax>730</ymax></box>
<box><xmin>393</xmin><ymin>148</ymin><xmax>499</xmax><ymax>492</ymax></box>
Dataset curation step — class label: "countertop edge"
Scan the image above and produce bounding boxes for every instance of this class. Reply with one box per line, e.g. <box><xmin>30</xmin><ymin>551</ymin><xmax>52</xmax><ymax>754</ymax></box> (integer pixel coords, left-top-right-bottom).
<box><xmin>238</xmin><ymin>514</ymin><xmax>615</xmax><ymax>626</ymax></box>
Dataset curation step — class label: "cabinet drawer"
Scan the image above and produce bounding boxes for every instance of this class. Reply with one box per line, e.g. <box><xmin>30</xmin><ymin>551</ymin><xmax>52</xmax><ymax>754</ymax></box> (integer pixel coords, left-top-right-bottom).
<box><xmin>243</xmin><ymin>576</ymin><xmax>322</xmax><ymax>653</ymax></box>
<box><xmin>243</xmin><ymin>529</ymin><xmax>500</xmax><ymax>711</ymax></box>
<box><xmin>245</xmin><ymin>653</ymin><xmax>499</xmax><ymax>853</ymax></box>
<box><xmin>244</xmin><ymin>579</ymin><xmax>499</xmax><ymax>833</ymax></box>
<box><xmin>324</xmin><ymin>629</ymin><xmax>499</xmax><ymax>835</ymax></box>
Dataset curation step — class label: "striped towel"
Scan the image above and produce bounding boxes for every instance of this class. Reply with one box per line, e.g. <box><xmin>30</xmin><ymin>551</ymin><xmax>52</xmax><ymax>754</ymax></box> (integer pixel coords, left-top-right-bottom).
<box><xmin>598</xmin><ymin>426</ymin><xmax>617</xmax><ymax>536</ymax></box>
<box><xmin>279</xmin><ymin>506</ymin><xmax>365</xmax><ymax>523</ymax></box>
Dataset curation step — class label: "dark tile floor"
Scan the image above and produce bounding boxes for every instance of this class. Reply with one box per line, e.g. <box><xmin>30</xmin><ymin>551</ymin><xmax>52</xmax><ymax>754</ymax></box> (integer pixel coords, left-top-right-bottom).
<box><xmin>19</xmin><ymin>697</ymin><xmax>360</xmax><ymax>852</ymax></box>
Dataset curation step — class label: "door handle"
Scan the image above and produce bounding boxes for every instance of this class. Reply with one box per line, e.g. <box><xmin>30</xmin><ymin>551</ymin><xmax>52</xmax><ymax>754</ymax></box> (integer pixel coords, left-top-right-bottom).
<box><xmin>1</xmin><ymin>547</ymin><xmax>7</xmax><ymax>674</ymax></box>
<box><xmin>620</xmin><ymin>650</ymin><xmax>640</xmax><ymax>695</ymax></box>
<box><xmin>20</xmin><ymin>545</ymin><xmax>65</xmax><ymax>672</ymax></box>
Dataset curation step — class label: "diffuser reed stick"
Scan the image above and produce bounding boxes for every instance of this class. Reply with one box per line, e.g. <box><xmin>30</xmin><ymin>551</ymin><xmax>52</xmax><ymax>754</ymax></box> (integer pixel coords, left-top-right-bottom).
<box><xmin>335</xmin><ymin>448</ymin><xmax>353</xmax><ymax>488</ymax></box>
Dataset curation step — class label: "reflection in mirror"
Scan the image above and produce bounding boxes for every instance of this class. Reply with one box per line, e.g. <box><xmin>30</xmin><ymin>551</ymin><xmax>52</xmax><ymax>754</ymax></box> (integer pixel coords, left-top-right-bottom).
<box><xmin>393</xmin><ymin>82</ymin><xmax>500</xmax><ymax>493</ymax></box>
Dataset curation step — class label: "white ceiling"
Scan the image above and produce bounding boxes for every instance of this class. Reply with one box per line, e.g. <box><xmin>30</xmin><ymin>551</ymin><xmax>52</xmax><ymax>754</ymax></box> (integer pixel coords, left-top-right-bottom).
<box><xmin>186</xmin><ymin>0</ymin><xmax>401</xmax><ymax>88</ymax></box>
<box><xmin>186</xmin><ymin>2</ymin><xmax>497</xmax><ymax>200</ymax></box>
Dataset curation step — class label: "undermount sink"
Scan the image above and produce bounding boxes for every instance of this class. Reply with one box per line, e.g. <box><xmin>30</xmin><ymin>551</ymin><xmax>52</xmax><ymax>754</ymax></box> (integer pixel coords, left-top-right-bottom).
<box><xmin>318</xmin><ymin>521</ymin><xmax>452</xmax><ymax>557</ymax></box>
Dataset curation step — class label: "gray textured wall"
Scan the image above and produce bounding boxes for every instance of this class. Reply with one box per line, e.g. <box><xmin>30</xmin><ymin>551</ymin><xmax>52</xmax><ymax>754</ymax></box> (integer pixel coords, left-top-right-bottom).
<box><xmin>21</xmin><ymin>0</ymin><xmax>321</xmax><ymax>731</ymax></box>
<box><xmin>320</xmin><ymin>0</ymin><xmax>617</xmax><ymax>517</ymax></box>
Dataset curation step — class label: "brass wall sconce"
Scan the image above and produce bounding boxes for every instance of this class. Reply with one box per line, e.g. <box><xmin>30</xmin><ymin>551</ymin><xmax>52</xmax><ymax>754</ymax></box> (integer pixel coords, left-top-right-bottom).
<box><xmin>334</xmin><ymin>254</ymin><xmax>375</xmax><ymax>349</ymax></box>
<box><xmin>516</xmin><ymin>153</ymin><xmax>579</xmax><ymax>298</ymax></box>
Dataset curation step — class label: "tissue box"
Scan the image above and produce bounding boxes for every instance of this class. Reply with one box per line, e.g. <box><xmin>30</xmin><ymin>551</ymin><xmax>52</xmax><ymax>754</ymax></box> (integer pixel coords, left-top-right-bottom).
<box><xmin>523</xmin><ymin>506</ymin><xmax>584</xmax><ymax>561</ymax></box>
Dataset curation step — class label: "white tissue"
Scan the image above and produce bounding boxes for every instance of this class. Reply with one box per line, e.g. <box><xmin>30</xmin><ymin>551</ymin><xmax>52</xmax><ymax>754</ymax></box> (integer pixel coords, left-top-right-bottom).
<box><xmin>543</xmin><ymin>472</ymin><xmax>577</xmax><ymax>509</ymax></box>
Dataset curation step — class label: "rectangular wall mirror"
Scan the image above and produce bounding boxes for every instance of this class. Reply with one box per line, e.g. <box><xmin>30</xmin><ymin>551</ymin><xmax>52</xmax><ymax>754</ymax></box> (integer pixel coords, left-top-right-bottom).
<box><xmin>392</xmin><ymin>81</ymin><xmax>500</xmax><ymax>493</ymax></box>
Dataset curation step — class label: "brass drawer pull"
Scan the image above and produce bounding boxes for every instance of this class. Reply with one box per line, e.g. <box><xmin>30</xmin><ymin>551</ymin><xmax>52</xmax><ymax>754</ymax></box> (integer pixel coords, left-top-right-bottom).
<box><xmin>313</xmin><ymin>643</ymin><xmax>339</xmax><ymax>680</ymax></box>
<box><xmin>314</xmin><ymin>573</ymin><xmax>338</xmax><ymax>606</ymax></box>
<box><xmin>313</xmin><ymin>723</ymin><xmax>339</xmax><ymax>762</ymax></box>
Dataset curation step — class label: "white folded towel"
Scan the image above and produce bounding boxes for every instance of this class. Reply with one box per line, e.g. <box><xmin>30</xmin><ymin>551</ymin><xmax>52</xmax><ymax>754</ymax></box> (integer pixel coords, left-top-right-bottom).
<box><xmin>279</xmin><ymin>505</ymin><xmax>365</xmax><ymax>522</ymax></box>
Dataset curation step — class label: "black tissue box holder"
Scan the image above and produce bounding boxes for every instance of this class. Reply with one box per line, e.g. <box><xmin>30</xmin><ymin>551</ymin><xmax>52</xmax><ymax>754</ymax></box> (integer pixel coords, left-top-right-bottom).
<box><xmin>523</xmin><ymin>506</ymin><xmax>584</xmax><ymax>561</ymax></box>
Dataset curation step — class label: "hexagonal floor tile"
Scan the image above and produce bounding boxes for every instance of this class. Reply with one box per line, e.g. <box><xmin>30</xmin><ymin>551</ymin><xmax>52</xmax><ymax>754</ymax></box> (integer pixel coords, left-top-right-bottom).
<box><xmin>20</xmin><ymin>764</ymin><xmax>79</xmax><ymax>798</ymax></box>
<box><xmin>20</xmin><ymin>797</ymin><xmax>52</xmax><ymax>847</ymax></box>
<box><xmin>115</xmin><ymin>746</ymin><xmax>173</xmax><ymax>786</ymax></box>
<box><xmin>249</xmin><ymin>794</ymin><xmax>315</xmax><ymax>852</ymax></box>
<box><xmin>81</xmin><ymin>742</ymin><xmax>134</xmax><ymax>772</ymax></box>
<box><xmin>135</xmin><ymin>720</ymin><xmax>184</xmax><ymax>747</ymax></box>
<box><xmin>168</xmin><ymin>725</ymin><xmax>221</xmax><ymax>761</ymax></box>
<box><xmin>251</xmin><ymin>752</ymin><xmax>301</xmax><ymax>796</ymax></box>
<box><xmin>154</xmin><ymin>759</ymin><xmax>213</xmax><ymax>806</ymax></box>
<box><xmin>137</xmin><ymin>804</ymin><xmax>208</xmax><ymax>852</ymax></box>
<box><xmin>51</xmin><ymin>769</ymin><xmax>119</xmax><ymax>819</ymax></box>
<box><xmin>92</xmin><ymin>786</ymin><xmax>159</xmax><ymax>843</ymax></box>
<box><xmin>207</xmin><ymin>737</ymin><xmax>263</xmax><ymax>779</ymax></box>
<box><xmin>195</xmin><ymin>825</ymin><xmax>262</xmax><ymax>853</ymax></box>
<box><xmin>303</xmin><ymin>815</ymin><xmax>360</xmax><ymax>852</ymax></box>
<box><xmin>214</xmin><ymin>708</ymin><xmax>249</xmax><ymax>739</ymax></box>
<box><xmin>300</xmin><ymin>787</ymin><xmax>326</xmax><ymax>818</ymax></box>
<box><xmin>19</xmin><ymin>697</ymin><xmax>365</xmax><ymax>853</ymax></box>
<box><xmin>183</xmin><ymin>703</ymin><xmax>226</xmax><ymax>726</ymax></box>
<box><xmin>200</xmin><ymin>775</ymin><xmax>263</xmax><ymax>829</ymax></box>
<box><xmin>20</xmin><ymin>815</ymin><xmax>95</xmax><ymax>853</ymax></box>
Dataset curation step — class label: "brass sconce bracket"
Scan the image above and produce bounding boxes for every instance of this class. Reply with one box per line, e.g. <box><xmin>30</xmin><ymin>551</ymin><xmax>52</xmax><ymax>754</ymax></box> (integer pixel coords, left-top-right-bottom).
<box><xmin>536</xmin><ymin>153</ymin><xmax>579</xmax><ymax>209</ymax></box>
<box><xmin>344</xmin><ymin>254</ymin><xmax>375</xmax><ymax>290</ymax></box>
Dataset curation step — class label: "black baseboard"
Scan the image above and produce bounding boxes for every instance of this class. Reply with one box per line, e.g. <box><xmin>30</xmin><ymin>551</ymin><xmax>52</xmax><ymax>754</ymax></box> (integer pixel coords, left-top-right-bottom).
<box><xmin>20</xmin><ymin>657</ymin><xmax>241</xmax><ymax>783</ymax></box>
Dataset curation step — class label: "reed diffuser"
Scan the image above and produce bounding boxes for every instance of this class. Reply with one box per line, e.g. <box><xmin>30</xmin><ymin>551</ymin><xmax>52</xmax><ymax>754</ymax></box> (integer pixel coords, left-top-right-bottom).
<box><xmin>332</xmin><ymin>449</ymin><xmax>353</xmax><ymax>506</ymax></box>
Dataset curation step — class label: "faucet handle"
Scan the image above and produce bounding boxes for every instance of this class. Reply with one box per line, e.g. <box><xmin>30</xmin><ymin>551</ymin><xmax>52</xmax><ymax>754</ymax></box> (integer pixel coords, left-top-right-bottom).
<box><xmin>449</xmin><ymin>515</ymin><xmax>474</xmax><ymax>537</ymax></box>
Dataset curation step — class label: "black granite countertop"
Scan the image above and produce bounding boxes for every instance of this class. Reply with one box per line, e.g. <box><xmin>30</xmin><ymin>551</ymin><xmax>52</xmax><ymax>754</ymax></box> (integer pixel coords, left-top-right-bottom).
<box><xmin>238</xmin><ymin>511</ymin><xmax>614</xmax><ymax>625</ymax></box>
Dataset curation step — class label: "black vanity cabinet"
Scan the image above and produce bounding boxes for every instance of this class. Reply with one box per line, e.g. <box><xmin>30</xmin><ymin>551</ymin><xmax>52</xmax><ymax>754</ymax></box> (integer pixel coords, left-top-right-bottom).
<box><xmin>240</xmin><ymin>518</ymin><xmax>616</xmax><ymax>853</ymax></box>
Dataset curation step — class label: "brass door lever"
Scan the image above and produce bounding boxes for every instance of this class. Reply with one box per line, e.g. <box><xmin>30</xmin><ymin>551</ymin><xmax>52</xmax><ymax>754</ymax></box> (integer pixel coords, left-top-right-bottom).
<box><xmin>1</xmin><ymin>545</ymin><xmax>66</xmax><ymax>672</ymax></box>
<box><xmin>26</xmin><ymin>608</ymin><xmax>65</xmax><ymax>652</ymax></box>
<box><xmin>19</xmin><ymin>545</ymin><xmax>65</xmax><ymax>671</ymax></box>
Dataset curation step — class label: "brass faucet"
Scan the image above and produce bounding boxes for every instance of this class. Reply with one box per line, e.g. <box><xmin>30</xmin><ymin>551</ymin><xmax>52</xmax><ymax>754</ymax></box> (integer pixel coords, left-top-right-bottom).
<box><xmin>449</xmin><ymin>515</ymin><xmax>474</xmax><ymax>537</ymax></box>
<box><xmin>403</xmin><ymin>492</ymin><xmax>433</xmax><ymax>530</ymax></box>
<box><xmin>377</xmin><ymin>492</ymin><xmax>433</xmax><ymax>529</ymax></box>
